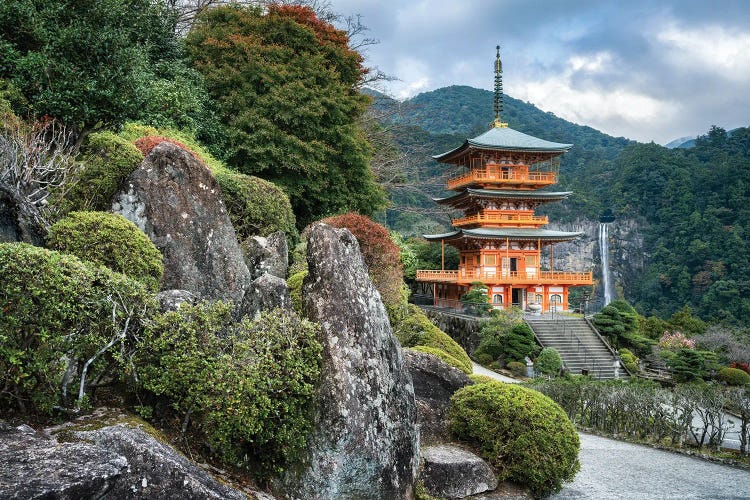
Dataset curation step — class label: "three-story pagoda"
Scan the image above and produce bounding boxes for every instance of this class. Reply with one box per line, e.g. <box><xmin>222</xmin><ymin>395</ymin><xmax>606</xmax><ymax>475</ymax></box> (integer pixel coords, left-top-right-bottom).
<box><xmin>416</xmin><ymin>47</ymin><xmax>593</xmax><ymax>312</ymax></box>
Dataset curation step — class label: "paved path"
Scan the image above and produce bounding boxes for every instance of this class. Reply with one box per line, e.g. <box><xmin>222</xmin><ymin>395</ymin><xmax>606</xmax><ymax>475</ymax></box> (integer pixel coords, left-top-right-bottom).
<box><xmin>553</xmin><ymin>433</ymin><xmax>750</xmax><ymax>499</ymax></box>
<box><xmin>471</xmin><ymin>362</ymin><xmax>520</xmax><ymax>383</ymax></box>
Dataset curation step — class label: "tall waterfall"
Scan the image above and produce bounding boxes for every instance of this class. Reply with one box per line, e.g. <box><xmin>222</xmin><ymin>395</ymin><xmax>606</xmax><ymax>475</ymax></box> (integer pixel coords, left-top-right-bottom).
<box><xmin>599</xmin><ymin>222</ymin><xmax>615</xmax><ymax>306</ymax></box>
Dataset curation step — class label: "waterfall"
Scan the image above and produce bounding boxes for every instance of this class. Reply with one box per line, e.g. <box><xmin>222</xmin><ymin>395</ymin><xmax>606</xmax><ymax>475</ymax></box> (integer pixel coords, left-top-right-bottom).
<box><xmin>599</xmin><ymin>222</ymin><xmax>614</xmax><ymax>306</ymax></box>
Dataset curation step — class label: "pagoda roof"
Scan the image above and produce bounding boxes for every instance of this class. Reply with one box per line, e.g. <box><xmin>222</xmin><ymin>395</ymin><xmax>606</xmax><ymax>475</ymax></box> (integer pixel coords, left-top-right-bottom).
<box><xmin>423</xmin><ymin>227</ymin><xmax>583</xmax><ymax>243</ymax></box>
<box><xmin>433</xmin><ymin>126</ymin><xmax>572</xmax><ymax>162</ymax></box>
<box><xmin>434</xmin><ymin>188</ymin><xmax>572</xmax><ymax>205</ymax></box>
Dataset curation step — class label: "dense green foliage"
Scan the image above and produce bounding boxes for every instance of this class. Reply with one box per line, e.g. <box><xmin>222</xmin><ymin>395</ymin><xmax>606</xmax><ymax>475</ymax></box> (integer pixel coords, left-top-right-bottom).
<box><xmin>185</xmin><ymin>5</ymin><xmax>386</xmax><ymax>227</ymax></box>
<box><xmin>474</xmin><ymin>311</ymin><xmax>538</xmax><ymax>365</ymax></box>
<box><xmin>619</xmin><ymin>348</ymin><xmax>639</xmax><ymax>373</ymax></box>
<box><xmin>460</xmin><ymin>282</ymin><xmax>492</xmax><ymax>316</ymax></box>
<box><xmin>409</xmin><ymin>345</ymin><xmax>471</xmax><ymax>374</ymax></box>
<box><xmin>449</xmin><ymin>381</ymin><xmax>580</xmax><ymax>496</ymax></box>
<box><xmin>593</xmin><ymin>300</ymin><xmax>655</xmax><ymax>354</ymax></box>
<box><xmin>506</xmin><ymin>361</ymin><xmax>527</xmax><ymax>378</ymax></box>
<box><xmin>717</xmin><ymin>367</ymin><xmax>750</xmax><ymax>386</ymax></box>
<box><xmin>0</xmin><ymin>0</ymin><xmax>183</xmax><ymax>134</ymax></box>
<box><xmin>0</xmin><ymin>243</ymin><xmax>153</xmax><ymax>415</ymax></box>
<box><xmin>535</xmin><ymin>347</ymin><xmax>563</xmax><ymax>376</ymax></box>
<box><xmin>394</xmin><ymin>304</ymin><xmax>472</xmax><ymax>374</ymax></box>
<box><xmin>135</xmin><ymin>303</ymin><xmax>322</xmax><ymax>476</ymax></box>
<box><xmin>287</xmin><ymin>270</ymin><xmax>307</xmax><ymax>315</ymax></box>
<box><xmin>48</xmin><ymin>211</ymin><xmax>163</xmax><ymax>291</ymax></box>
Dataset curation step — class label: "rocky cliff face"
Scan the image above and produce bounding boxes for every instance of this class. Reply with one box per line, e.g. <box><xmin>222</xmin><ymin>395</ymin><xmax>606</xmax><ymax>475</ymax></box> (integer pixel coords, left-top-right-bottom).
<box><xmin>279</xmin><ymin>223</ymin><xmax>419</xmax><ymax>500</ymax></box>
<box><xmin>547</xmin><ymin>217</ymin><xmax>646</xmax><ymax>306</ymax></box>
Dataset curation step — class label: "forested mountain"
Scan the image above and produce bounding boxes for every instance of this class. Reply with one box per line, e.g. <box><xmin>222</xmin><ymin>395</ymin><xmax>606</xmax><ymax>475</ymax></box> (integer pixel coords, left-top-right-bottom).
<box><xmin>383</xmin><ymin>85</ymin><xmax>750</xmax><ymax>324</ymax></box>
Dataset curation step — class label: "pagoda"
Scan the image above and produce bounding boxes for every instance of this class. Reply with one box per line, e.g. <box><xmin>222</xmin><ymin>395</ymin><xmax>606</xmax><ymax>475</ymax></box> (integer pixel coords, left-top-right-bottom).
<box><xmin>416</xmin><ymin>46</ymin><xmax>593</xmax><ymax>312</ymax></box>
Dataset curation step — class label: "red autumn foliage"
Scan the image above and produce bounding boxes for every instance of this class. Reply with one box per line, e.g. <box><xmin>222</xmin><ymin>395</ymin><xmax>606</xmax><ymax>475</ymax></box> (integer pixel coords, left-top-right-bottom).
<box><xmin>319</xmin><ymin>213</ymin><xmax>403</xmax><ymax>306</ymax></box>
<box><xmin>730</xmin><ymin>361</ymin><xmax>750</xmax><ymax>375</ymax></box>
<box><xmin>133</xmin><ymin>136</ymin><xmax>206</xmax><ymax>165</ymax></box>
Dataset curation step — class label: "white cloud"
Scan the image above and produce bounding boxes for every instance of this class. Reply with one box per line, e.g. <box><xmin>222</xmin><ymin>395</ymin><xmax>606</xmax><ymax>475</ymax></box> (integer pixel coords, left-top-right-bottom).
<box><xmin>391</xmin><ymin>57</ymin><xmax>432</xmax><ymax>99</ymax></box>
<box><xmin>657</xmin><ymin>23</ymin><xmax>750</xmax><ymax>81</ymax></box>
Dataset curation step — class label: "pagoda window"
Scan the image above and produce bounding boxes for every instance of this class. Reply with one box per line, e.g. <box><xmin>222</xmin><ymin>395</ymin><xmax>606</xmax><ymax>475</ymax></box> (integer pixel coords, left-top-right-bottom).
<box><xmin>493</xmin><ymin>294</ymin><xmax>503</xmax><ymax>304</ymax></box>
<box><xmin>537</xmin><ymin>294</ymin><xmax>543</xmax><ymax>303</ymax></box>
<box><xmin>550</xmin><ymin>294</ymin><xmax>562</xmax><ymax>304</ymax></box>
<box><xmin>485</xmin><ymin>255</ymin><xmax>496</xmax><ymax>265</ymax></box>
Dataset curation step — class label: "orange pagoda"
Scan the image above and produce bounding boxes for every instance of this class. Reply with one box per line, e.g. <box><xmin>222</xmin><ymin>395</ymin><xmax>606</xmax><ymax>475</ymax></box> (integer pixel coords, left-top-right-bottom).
<box><xmin>416</xmin><ymin>47</ymin><xmax>592</xmax><ymax>313</ymax></box>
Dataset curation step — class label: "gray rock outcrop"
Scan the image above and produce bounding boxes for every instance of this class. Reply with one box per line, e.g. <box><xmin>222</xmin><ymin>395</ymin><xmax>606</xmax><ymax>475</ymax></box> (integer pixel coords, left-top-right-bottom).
<box><xmin>278</xmin><ymin>223</ymin><xmax>419</xmax><ymax>499</ymax></box>
<box><xmin>242</xmin><ymin>231</ymin><xmax>288</xmax><ymax>280</ymax></box>
<box><xmin>0</xmin><ymin>183</ymin><xmax>46</xmax><ymax>245</ymax></box>
<box><xmin>156</xmin><ymin>289</ymin><xmax>197</xmax><ymax>312</ymax></box>
<box><xmin>239</xmin><ymin>273</ymin><xmax>292</xmax><ymax>319</ymax></box>
<box><xmin>112</xmin><ymin>142</ymin><xmax>251</xmax><ymax>305</ymax></box>
<box><xmin>420</xmin><ymin>444</ymin><xmax>498</xmax><ymax>499</ymax></box>
<box><xmin>0</xmin><ymin>421</ymin><xmax>246</xmax><ymax>499</ymax></box>
<box><xmin>404</xmin><ymin>350</ymin><xmax>473</xmax><ymax>443</ymax></box>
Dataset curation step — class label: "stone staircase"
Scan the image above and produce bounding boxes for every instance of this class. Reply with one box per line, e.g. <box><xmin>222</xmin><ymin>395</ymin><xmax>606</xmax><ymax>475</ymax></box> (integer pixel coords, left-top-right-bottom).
<box><xmin>525</xmin><ymin>317</ymin><xmax>627</xmax><ymax>380</ymax></box>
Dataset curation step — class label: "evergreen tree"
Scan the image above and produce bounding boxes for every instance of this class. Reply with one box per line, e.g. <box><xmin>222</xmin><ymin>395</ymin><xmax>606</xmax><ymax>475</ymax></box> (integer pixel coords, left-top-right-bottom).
<box><xmin>185</xmin><ymin>4</ymin><xmax>386</xmax><ymax>227</ymax></box>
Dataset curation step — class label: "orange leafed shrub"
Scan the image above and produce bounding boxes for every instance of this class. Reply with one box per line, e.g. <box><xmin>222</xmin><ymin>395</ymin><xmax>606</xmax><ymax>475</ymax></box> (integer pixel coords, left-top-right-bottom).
<box><xmin>319</xmin><ymin>213</ymin><xmax>403</xmax><ymax>306</ymax></box>
<box><xmin>134</xmin><ymin>136</ymin><xmax>205</xmax><ymax>165</ymax></box>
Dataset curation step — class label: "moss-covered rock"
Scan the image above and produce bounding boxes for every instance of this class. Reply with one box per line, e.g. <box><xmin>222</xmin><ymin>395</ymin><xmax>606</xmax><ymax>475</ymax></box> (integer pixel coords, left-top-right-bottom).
<box><xmin>47</xmin><ymin>211</ymin><xmax>163</xmax><ymax>291</ymax></box>
<box><xmin>409</xmin><ymin>345</ymin><xmax>471</xmax><ymax>375</ymax></box>
<box><xmin>394</xmin><ymin>304</ymin><xmax>472</xmax><ymax>374</ymax></box>
<box><xmin>58</xmin><ymin>132</ymin><xmax>143</xmax><ymax>214</ymax></box>
<box><xmin>449</xmin><ymin>381</ymin><xmax>580</xmax><ymax>497</ymax></box>
<box><xmin>287</xmin><ymin>270</ymin><xmax>307</xmax><ymax>315</ymax></box>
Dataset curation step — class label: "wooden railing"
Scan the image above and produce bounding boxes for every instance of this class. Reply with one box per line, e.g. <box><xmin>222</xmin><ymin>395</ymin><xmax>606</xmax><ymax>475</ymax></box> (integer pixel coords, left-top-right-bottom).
<box><xmin>416</xmin><ymin>269</ymin><xmax>593</xmax><ymax>285</ymax></box>
<box><xmin>452</xmin><ymin>213</ymin><xmax>549</xmax><ymax>227</ymax></box>
<box><xmin>447</xmin><ymin>169</ymin><xmax>556</xmax><ymax>190</ymax></box>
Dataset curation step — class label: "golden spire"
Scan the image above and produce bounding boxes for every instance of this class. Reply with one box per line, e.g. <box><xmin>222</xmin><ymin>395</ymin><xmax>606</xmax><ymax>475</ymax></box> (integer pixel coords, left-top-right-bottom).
<box><xmin>491</xmin><ymin>45</ymin><xmax>508</xmax><ymax>128</ymax></box>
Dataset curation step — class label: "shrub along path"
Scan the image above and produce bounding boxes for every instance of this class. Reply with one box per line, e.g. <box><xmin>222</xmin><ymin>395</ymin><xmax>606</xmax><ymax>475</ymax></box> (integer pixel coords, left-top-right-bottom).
<box><xmin>552</xmin><ymin>432</ymin><xmax>750</xmax><ymax>499</ymax></box>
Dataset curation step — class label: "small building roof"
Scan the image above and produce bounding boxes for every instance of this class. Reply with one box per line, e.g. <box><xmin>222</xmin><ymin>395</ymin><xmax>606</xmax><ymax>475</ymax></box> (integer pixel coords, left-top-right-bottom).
<box><xmin>423</xmin><ymin>227</ymin><xmax>583</xmax><ymax>243</ymax></box>
<box><xmin>434</xmin><ymin>188</ymin><xmax>572</xmax><ymax>206</ymax></box>
<box><xmin>433</xmin><ymin>126</ymin><xmax>572</xmax><ymax>162</ymax></box>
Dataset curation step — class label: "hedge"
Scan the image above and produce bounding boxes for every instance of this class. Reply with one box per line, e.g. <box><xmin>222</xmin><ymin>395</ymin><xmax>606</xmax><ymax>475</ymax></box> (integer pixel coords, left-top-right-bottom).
<box><xmin>47</xmin><ymin>211</ymin><xmax>163</xmax><ymax>291</ymax></box>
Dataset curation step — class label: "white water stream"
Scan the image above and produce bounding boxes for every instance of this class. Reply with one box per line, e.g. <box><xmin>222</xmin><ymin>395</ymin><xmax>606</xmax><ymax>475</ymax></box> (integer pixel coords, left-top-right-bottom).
<box><xmin>599</xmin><ymin>223</ymin><xmax>614</xmax><ymax>306</ymax></box>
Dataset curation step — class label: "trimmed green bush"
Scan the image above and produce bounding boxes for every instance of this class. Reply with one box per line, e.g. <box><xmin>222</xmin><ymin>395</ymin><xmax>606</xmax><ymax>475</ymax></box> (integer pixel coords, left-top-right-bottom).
<box><xmin>535</xmin><ymin>347</ymin><xmax>563</xmax><ymax>376</ymax></box>
<box><xmin>134</xmin><ymin>303</ymin><xmax>322</xmax><ymax>477</ymax></box>
<box><xmin>287</xmin><ymin>270</ymin><xmax>308</xmax><ymax>314</ymax></box>
<box><xmin>469</xmin><ymin>374</ymin><xmax>495</xmax><ymax>384</ymax></box>
<box><xmin>473</xmin><ymin>336</ymin><xmax>503</xmax><ymax>361</ymax></box>
<box><xmin>394</xmin><ymin>304</ymin><xmax>472</xmax><ymax>374</ymax></box>
<box><xmin>449</xmin><ymin>381</ymin><xmax>580</xmax><ymax>496</ymax></box>
<box><xmin>619</xmin><ymin>348</ymin><xmax>639</xmax><ymax>373</ymax></box>
<box><xmin>48</xmin><ymin>211</ymin><xmax>163</xmax><ymax>291</ymax></box>
<box><xmin>213</xmin><ymin>167</ymin><xmax>297</xmax><ymax>242</ymax></box>
<box><xmin>473</xmin><ymin>352</ymin><xmax>494</xmax><ymax>367</ymax></box>
<box><xmin>0</xmin><ymin>243</ymin><xmax>154</xmax><ymax>415</ymax></box>
<box><xmin>57</xmin><ymin>131</ymin><xmax>143</xmax><ymax>214</ymax></box>
<box><xmin>410</xmin><ymin>345</ymin><xmax>472</xmax><ymax>375</ymax></box>
<box><xmin>503</xmin><ymin>324</ymin><xmax>538</xmax><ymax>363</ymax></box>
<box><xmin>717</xmin><ymin>367</ymin><xmax>750</xmax><ymax>386</ymax></box>
<box><xmin>506</xmin><ymin>361</ymin><xmax>527</xmax><ymax>378</ymax></box>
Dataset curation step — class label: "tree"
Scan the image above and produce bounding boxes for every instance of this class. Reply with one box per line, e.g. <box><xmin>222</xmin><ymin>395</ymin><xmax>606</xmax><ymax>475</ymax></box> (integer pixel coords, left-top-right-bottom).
<box><xmin>0</xmin><ymin>0</ymin><xmax>184</xmax><ymax>138</ymax></box>
<box><xmin>185</xmin><ymin>4</ymin><xmax>387</xmax><ymax>227</ymax></box>
<box><xmin>535</xmin><ymin>347</ymin><xmax>563</xmax><ymax>377</ymax></box>
<box><xmin>460</xmin><ymin>281</ymin><xmax>491</xmax><ymax>316</ymax></box>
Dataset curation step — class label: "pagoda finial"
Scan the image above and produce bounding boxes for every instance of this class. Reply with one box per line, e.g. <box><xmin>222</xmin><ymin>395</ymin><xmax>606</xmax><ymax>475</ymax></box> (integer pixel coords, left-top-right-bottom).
<box><xmin>492</xmin><ymin>45</ymin><xmax>508</xmax><ymax>128</ymax></box>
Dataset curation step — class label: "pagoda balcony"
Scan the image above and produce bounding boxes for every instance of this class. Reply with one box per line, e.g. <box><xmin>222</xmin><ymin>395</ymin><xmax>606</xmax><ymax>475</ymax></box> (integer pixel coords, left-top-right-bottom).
<box><xmin>416</xmin><ymin>269</ymin><xmax>593</xmax><ymax>285</ymax></box>
<box><xmin>446</xmin><ymin>168</ymin><xmax>556</xmax><ymax>190</ymax></box>
<box><xmin>452</xmin><ymin>213</ymin><xmax>549</xmax><ymax>227</ymax></box>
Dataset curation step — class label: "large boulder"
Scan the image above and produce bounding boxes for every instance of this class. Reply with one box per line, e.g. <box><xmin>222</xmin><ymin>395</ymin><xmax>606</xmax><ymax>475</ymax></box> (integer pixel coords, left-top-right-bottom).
<box><xmin>404</xmin><ymin>350</ymin><xmax>473</xmax><ymax>443</ymax></box>
<box><xmin>0</xmin><ymin>183</ymin><xmax>46</xmax><ymax>245</ymax></box>
<box><xmin>112</xmin><ymin>142</ymin><xmax>250</xmax><ymax>306</ymax></box>
<box><xmin>278</xmin><ymin>223</ymin><xmax>419</xmax><ymax>499</ymax></box>
<box><xmin>0</xmin><ymin>421</ymin><xmax>247</xmax><ymax>499</ymax></box>
<box><xmin>241</xmin><ymin>230</ymin><xmax>288</xmax><ymax>280</ymax></box>
<box><xmin>156</xmin><ymin>289</ymin><xmax>197</xmax><ymax>312</ymax></box>
<box><xmin>239</xmin><ymin>273</ymin><xmax>292</xmax><ymax>319</ymax></box>
<box><xmin>420</xmin><ymin>444</ymin><xmax>498</xmax><ymax>499</ymax></box>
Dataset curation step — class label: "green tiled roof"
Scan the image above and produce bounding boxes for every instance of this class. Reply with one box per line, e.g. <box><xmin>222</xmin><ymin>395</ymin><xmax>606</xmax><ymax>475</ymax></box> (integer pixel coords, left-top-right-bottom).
<box><xmin>433</xmin><ymin>126</ymin><xmax>572</xmax><ymax>161</ymax></box>
<box><xmin>434</xmin><ymin>189</ymin><xmax>572</xmax><ymax>205</ymax></box>
<box><xmin>423</xmin><ymin>227</ymin><xmax>582</xmax><ymax>243</ymax></box>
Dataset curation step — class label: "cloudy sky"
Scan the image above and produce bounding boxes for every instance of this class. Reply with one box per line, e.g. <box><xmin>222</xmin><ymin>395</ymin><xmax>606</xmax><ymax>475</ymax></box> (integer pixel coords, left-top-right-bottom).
<box><xmin>329</xmin><ymin>0</ymin><xmax>750</xmax><ymax>144</ymax></box>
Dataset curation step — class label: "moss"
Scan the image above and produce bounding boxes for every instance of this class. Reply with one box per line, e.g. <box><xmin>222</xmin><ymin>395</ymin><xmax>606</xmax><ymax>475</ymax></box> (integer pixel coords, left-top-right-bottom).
<box><xmin>287</xmin><ymin>270</ymin><xmax>308</xmax><ymax>315</ymax></box>
<box><xmin>48</xmin><ymin>211</ymin><xmax>163</xmax><ymax>291</ymax></box>
<box><xmin>394</xmin><ymin>304</ymin><xmax>472</xmax><ymax>374</ymax></box>
<box><xmin>57</xmin><ymin>132</ymin><xmax>143</xmax><ymax>214</ymax></box>
<box><xmin>469</xmin><ymin>374</ymin><xmax>495</xmax><ymax>384</ymax></box>
<box><xmin>449</xmin><ymin>381</ymin><xmax>580</xmax><ymax>497</ymax></box>
<box><xmin>409</xmin><ymin>345</ymin><xmax>471</xmax><ymax>375</ymax></box>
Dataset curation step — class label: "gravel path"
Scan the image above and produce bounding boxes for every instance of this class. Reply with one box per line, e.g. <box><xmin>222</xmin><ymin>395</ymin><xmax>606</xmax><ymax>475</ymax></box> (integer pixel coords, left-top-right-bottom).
<box><xmin>553</xmin><ymin>433</ymin><xmax>750</xmax><ymax>499</ymax></box>
<box><xmin>471</xmin><ymin>362</ymin><xmax>520</xmax><ymax>383</ymax></box>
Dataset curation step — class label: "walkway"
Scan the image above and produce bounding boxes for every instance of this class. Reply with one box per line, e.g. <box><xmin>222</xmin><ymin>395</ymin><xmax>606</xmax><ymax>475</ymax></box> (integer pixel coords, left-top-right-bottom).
<box><xmin>471</xmin><ymin>362</ymin><xmax>520</xmax><ymax>383</ymax></box>
<box><xmin>552</xmin><ymin>433</ymin><xmax>750</xmax><ymax>499</ymax></box>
